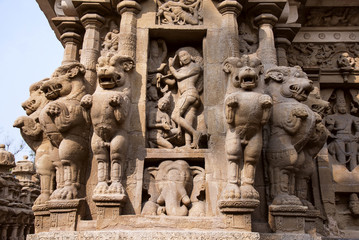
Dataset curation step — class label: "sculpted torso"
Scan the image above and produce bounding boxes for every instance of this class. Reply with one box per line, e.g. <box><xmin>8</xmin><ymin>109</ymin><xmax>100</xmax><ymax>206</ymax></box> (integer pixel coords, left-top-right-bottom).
<box><xmin>90</xmin><ymin>89</ymin><xmax>128</xmax><ymax>140</ymax></box>
<box><xmin>175</xmin><ymin>62</ymin><xmax>201</xmax><ymax>95</ymax></box>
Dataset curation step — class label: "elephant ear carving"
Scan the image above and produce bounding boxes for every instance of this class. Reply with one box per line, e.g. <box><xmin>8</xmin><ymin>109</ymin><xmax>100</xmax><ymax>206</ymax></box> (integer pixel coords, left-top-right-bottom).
<box><xmin>190</xmin><ymin>166</ymin><xmax>205</xmax><ymax>202</ymax></box>
<box><xmin>143</xmin><ymin>167</ymin><xmax>160</xmax><ymax>202</ymax></box>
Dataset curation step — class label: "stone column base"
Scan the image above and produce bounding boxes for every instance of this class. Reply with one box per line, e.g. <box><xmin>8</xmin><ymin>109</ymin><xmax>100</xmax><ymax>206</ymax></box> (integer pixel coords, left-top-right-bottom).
<box><xmin>33</xmin><ymin>204</ymin><xmax>50</xmax><ymax>233</ymax></box>
<box><xmin>218</xmin><ymin>199</ymin><xmax>259</xmax><ymax>231</ymax></box>
<box><xmin>27</xmin><ymin>230</ymin><xmax>260</xmax><ymax>240</ymax></box>
<box><xmin>47</xmin><ymin>199</ymin><xmax>85</xmax><ymax>231</ymax></box>
<box><xmin>93</xmin><ymin>193</ymin><xmax>126</xmax><ymax>222</ymax></box>
<box><xmin>269</xmin><ymin>204</ymin><xmax>308</xmax><ymax>233</ymax></box>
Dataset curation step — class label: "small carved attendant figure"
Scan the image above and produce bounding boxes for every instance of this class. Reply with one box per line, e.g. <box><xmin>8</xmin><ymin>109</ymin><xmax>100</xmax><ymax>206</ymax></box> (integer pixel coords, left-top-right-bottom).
<box><xmin>326</xmin><ymin>90</ymin><xmax>359</xmax><ymax>171</ymax></box>
<box><xmin>81</xmin><ymin>53</ymin><xmax>134</xmax><ymax>199</ymax></box>
<box><xmin>101</xmin><ymin>22</ymin><xmax>120</xmax><ymax>54</ymax></box>
<box><xmin>220</xmin><ymin>54</ymin><xmax>272</xmax><ymax>201</ymax></box>
<box><xmin>167</xmin><ymin>47</ymin><xmax>203</xmax><ymax>149</ymax></box>
<box><xmin>147</xmin><ymin>92</ymin><xmax>180</xmax><ymax>148</ymax></box>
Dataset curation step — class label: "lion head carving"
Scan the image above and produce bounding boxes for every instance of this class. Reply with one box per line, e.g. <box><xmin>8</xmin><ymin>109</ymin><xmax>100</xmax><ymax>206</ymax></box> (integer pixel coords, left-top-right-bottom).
<box><xmin>223</xmin><ymin>53</ymin><xmax>263</xmax><ymax>91</ymax></box>
<box><xmin>265</xmin><ymin>66</ymin><xmax>314</xmax><ymax>102</ymax></box>
<box><xmin>41</xmin><ymin>62</ymin><xmax>86</xmax><ymax>100</ymax></box>
<box><xmin>96</xmin><ymin>53</ymin><xmax>134</xmax><ymax>89</ymax></box>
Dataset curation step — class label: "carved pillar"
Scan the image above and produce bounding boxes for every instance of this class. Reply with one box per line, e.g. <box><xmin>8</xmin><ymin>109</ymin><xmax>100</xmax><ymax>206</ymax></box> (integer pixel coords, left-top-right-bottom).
<box><xmin>17</xmin><ymin>224</ymin><xmax>25</xmax><ymax>240</ymax></box>
<box><xmin>275</xmin><ymin>38</ymin><xmax>291</xmax><ymax>66</ymax></box>
<box><xmin>1</xmin><ymin>224</ymin><xmax>8</xmax><ymax>240</ymax></box>
<box><xmin>80</xmin><ymin>13</ymin><xmax>105</xmax><ymax>92</ymax></box>
<box><xmin>217</xmin><ymin>0</ymin><xmax>243</xmax><ymax>58</ymax></box>
<box><xmin>274</xmin><ymin>24</ymin><xmax>301</xmax><ymax>66</ymax></box>
<box><xmin>251</xmin><ymin>2</ymin><xmax>285</xmax><ymax>69</ymax></box>
<box><xmin>117</xmin><ymin>0</ymin><xmax>142</xmax><ymax>60</ymax></box>
<box><xmin>53</xmin><ymin>17</ymin><xmax>83</xmax><ymax>65</ymax></box>
<box><xmin>9</xmin><ymin>224</ymin><xmax>18</xmax><ymax>240</ymax></box>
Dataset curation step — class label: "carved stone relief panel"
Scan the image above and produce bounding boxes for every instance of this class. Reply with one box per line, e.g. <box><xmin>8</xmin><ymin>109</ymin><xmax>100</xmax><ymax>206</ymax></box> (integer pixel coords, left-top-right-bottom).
<box><xmin>156</xmin><ymin>0</ymin><xmax>203</xmax><ymax>25</ymax></box>
<box><xmin>305</xmin><ymin>8</ymin><xmax>359</xmax><ymax>27</ymax></box>
<box><xmin>287</xmin><ymin>43</ymin><xmax>359</xmax><ymax>70</ymax></box>
<box><xmin>325</xmin><ymin>89</ymin><xmax>359</xmax><ymax>172</ymax></box>
<box><xmin>141</xmin><ymin>160</ymin><xmax>205</xmax><ymax>216</ymax></box>
<box><xmin>146</xmin><ymin>39</ymin><xmax>207</xmax><ymax>149</ymax></box>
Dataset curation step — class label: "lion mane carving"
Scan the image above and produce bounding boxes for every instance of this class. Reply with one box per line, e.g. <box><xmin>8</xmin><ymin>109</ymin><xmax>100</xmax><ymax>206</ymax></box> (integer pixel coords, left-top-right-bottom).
<box><xmin>39</xmin><ymin>62</ymin><xmax>90</xmax><ymax>200</ymax></box>
<box><xmin>265</xmin><ymin>66</ymin><xmax>327</xmax><ymax>206</ymax></box>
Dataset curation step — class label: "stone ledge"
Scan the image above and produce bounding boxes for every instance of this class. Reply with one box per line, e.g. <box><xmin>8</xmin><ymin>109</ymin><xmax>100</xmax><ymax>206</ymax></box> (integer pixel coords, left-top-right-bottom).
<box><xmin>28</xmin><ymin>230</ymin><xmax>260</xmax><ymax>240</ymax></box>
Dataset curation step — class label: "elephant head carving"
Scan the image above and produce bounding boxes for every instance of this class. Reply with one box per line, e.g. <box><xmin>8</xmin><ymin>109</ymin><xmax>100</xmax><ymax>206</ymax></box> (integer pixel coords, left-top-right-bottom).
<box><xmin>141</xmin><ymin>160</ymin><xmax>205</xmax><ymax>216</ymax></box>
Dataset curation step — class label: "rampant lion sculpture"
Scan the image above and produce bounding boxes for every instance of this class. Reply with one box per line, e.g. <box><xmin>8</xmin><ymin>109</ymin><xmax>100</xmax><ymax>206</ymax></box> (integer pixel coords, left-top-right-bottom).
<box><xmin>81</xmin><ymin>53</ymin><xmax>134</xmax><ymax>200</ymax></box>
<box><xmin>39</xmin><ymin>62</ymin><xmax>90</xmax><ymax>200</ymax></box>
<box><xmin>265</xmin><ymin>66</ymin><xmax>327</xmax><ymax>206</ymax></box>
<box><xmin>220</xmin><ymin>54</ymin><xmax>272</xmax><ymax>203</ymax></box>
<box><xmin>14</xmin><ymin>79</ymin><xmax>58</xmax><ymax>205</ymax></box>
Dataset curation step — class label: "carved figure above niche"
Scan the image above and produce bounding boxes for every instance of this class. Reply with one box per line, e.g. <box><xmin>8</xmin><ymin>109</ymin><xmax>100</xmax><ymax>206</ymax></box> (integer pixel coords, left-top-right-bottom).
<box><xmin>156</xmin><ymin>0</ymin><xmax>203</xmax><ymax>25</ymax></box>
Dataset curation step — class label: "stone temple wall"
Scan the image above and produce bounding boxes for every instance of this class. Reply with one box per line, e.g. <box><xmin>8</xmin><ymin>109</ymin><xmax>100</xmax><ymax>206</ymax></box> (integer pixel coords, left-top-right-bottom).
<box><xmin>11</xmin><ymin>0</ymin><xmax>359</xmax><ymax>239</ymax></box>
<box><xmin>0</xmin><ymin>145</ymin><xmax>39</xmax><ymax>240</ymax></box>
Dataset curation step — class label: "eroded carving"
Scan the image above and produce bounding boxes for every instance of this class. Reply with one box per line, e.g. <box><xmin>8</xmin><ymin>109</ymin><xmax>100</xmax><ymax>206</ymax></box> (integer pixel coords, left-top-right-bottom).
<box><xmin>13</xmin><ymin>79</ymin><xmax>57</xmax><ymax>205</ymax></box>
<box><xmin>81</xmin><ymin>53</ymin><xmax>134</xmax><ymax>202</ymax></box>
<box><xmin>101</xmin><ymin>21</ymin><xmax>120</xmax><ymax>55</ymax></box>
<box><xmin>219</xmin><ymin>54</ymin><xmax>272</xmax><ymax>203</ymax></box>
<box><xmin>265</xmin><ymin>66</ymin><xmax>326</xmax><ymax>206</ymax></box>
<box><xmin>326</xmin><ymin>89</ymin><xmax>359</xmax><ymax>171</ymax></box>
<box><xmin>305</xmin><ymin>8</ymin><xmax>359</xmax><ymax>27</ymax></box>
<box><xmin>156</xmin><ymin>0</ymin><xmax>203</xmax><ymax>25</ymax></box>
<box><xmin>39</xmin><ymin>62</ymin><xmax>89</xmax><ymax>200</ymax></box>
<box><xmin>141</xmin><ymin>160</ymin><xmax>205</xmax><ymax>216</ymax></box>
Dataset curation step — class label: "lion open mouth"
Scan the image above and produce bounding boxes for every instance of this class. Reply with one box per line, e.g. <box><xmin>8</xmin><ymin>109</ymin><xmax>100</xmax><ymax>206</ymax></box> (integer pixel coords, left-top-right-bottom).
<box><xmin>42</xmin><ymin>84</ymin><xmax>62</xmax><ymax>100</ymax></box>
<box><xmin>289</xmin><ymin>84</ymin><xmax>312</xmax><ymax>101</ymax></box>
<box><xmin>99</xmin><ymin>75</ymin><xmax>120</xmax><ymax>89</ymax></box>
<box><xmin>240</xmin><ymin>73</ymin><xmax>257</xmax><ymax>89</ymax></box>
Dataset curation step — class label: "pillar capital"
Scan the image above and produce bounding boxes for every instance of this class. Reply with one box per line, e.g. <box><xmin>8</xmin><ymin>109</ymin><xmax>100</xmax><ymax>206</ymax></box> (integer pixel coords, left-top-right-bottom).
<box><xmin>217</xmin><ymin>0</ymin><xmax>243</xmax><ymax>16</ymax></box>
<box><xmin>117</xmin><ymin>1</ymin><xmax>142</xmax><ymax>15</ymax></box>
<box><xmin>60</xmin><ymin>32</ymin><xmax>82</xmax><ymax>45</ymax></box>
<box><xmin>249</xmin><ymin>1</ymin><xmax>286</xmax><ymax>27</ymax></box>
<box><xmin>80</xmin><ymin>13</ymin><xmax>105</xmax><ymax>29</ymax></box>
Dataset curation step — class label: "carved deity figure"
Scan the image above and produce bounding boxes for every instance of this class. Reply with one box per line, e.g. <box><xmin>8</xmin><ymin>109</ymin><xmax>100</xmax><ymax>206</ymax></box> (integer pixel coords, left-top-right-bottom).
<box><xmin>141</xmin><ymin>160</ymin><xmax>205</xmax><ymax>216</ymax></box>
<box><xmin>101</xmin><ymin>22</ymin><xmax>120</xmax><ymax>54</ymax></box>
<box><xmin>157</xmin><ymin>0</ymin><xmax>202</xmax><ymax>25</ymax></box>
<box><xmin>337</xmin><ymin>52</ymin><xmax>355</xmax><ymax>70</ymax></box>
<box><xmin>165</xmin><ymin>47</ymin><xmax>203</xmax><ymax>148</ymax></box>
<box><xmin>39</xmin><ymin>62</ymin><xmax>89</xmax><ymax>200</ymax></box>
<box><xmin>265</xmin><ymin>66</ymin><xmax>326</xmax><ymax>206</ymax></box>
<box><xmin>147</xmin><ymin>39</ymin><xmax>168</xmax><ymax>102</ymax></box>
<box><xmin>81</xmin><ymin>53</ymin><xmax>134</xmax><ymax>199</ymax></box>
<box><xmin>220</xmin><ymin>54</ymin><xmax>272</xmax><ymax>201</ymax></box>
<box><xmin>147</xmin><ymin>92</ymin><xmax>180</xmax><ymax>148</ymax></box>
<box><xmin>13</xmin><ymin>79</ymin><xmax>58</xmax><ymax>205</ymax></box>
<box><xmin>326</xmin><ymin>90</ymin><xmax>359</xmax><ymax>171</ymax></box>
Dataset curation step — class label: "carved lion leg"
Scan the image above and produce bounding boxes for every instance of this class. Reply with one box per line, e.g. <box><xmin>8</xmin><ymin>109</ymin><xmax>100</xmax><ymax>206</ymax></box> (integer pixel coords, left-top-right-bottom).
<box><xmin>221</xmin><ymin>130</ymin><xmax>241</xmax><ymax>200</ymax></box>
<box><xmin>58</xmin><ymin>137</ymin><xmax>88</xmax><ymax>200</ymax></box>
<box><xmin>240</xmin><ymin>133</ymin><xmax>261</xmax><ymax>200</ymax></box>
<box><xmin>92</xmin><ymin>133</ymin><xmax>109</xmax><ymax>195</ymax></box>
<box><xmin>108</xmin><ymin>133</ymin><xmax>127</xmax><ymax>194</ymax></box>
<box><xmin>34</xmin><ymin>142</ymin><xmax>56</xmax><ymax>205</ymax></box>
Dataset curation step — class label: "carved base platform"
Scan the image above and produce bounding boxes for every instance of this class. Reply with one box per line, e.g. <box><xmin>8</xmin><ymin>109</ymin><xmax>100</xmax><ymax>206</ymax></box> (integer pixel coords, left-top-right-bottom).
<box><xmin>260</xmin><ymin>233</ymin><xmax>313</xmax><ymax>240</ymax></box>
<box><xmin>304</xmin><ymin>209</ymin><xmax>323</xmax><ymax>234</ymax></box>
<box><xmin>218</xmin><ymin>198</ymin><xmax>260</xmax><ymax>231</ymax></box>
<box><xmin>27</xmin><ymin>230</ymin><xmax>261</xmax><ymax>240</ymax></box>
<box><xmin>268</xmin><ymin>204</ymin><xmax>308</xmax><ymax>233</ymax></box>
<box><xmin>47</xmin><ymin>199</ymin><xmax>85</xmax><ymax>232</ymax></box>
<box><xmin>33</xmin><ymin>204</ymin><xmax>50</xmax><ymax>233</ymax></box>
<box><xmin>93</xmin><ymin>194</ymin><xmax>126</xmax><ymax>222</ymax></box>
